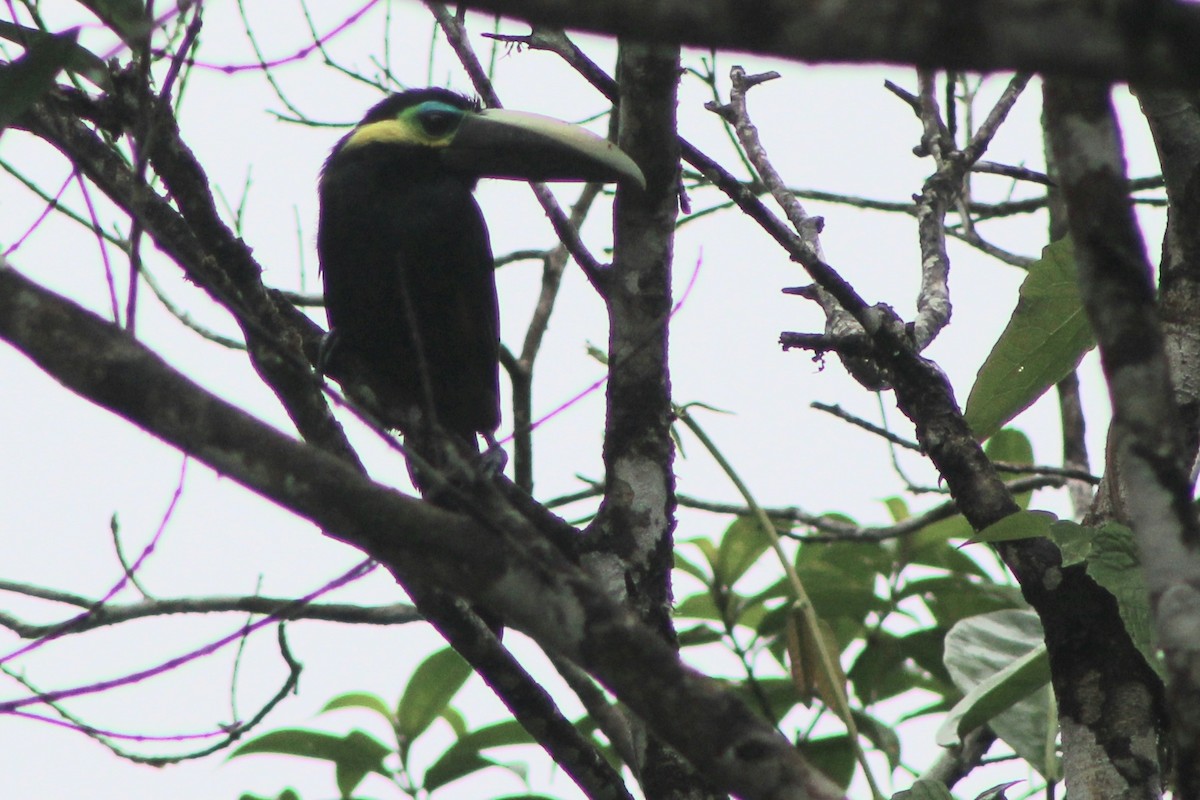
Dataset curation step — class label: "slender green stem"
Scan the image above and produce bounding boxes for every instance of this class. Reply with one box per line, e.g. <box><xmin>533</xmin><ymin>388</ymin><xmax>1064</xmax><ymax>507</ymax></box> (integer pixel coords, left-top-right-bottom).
<box><xmin>677</xmin><ymin>405</ymin><xmax>886</xmax><ymax>800</ymax></box>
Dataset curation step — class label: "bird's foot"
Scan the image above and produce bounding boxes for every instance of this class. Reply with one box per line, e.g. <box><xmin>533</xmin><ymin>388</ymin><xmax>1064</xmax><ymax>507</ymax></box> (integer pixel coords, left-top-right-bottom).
<box><xmin>478</xmin><ymin>433</ymin><xmax>508</xmax><ymax>475</ymax></box>
<box><xmin>316</xmin><ymin>331</ymin><xmax>341</xmax><ymax>375</ymax></box>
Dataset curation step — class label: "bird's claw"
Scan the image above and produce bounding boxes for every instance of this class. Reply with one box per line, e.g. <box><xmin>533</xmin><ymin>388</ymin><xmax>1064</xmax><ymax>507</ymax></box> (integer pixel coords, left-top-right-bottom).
<box><xmin>316</xmin><ymin>331</ymin><xmax>341</xmax><ymax>376</ymax></box>
<box><xmin>478</xmin><ymin>435</ymin><xmax>508</xmax><ymax>475</ymax></box>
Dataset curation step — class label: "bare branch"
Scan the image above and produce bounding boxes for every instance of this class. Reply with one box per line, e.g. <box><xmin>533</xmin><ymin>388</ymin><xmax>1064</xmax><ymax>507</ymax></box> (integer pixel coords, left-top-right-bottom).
<box><xmin>0</xmin><ymin>586</ymin><xmax>421</xmax><ymax>638</ymax></box>
<box><xmin>0</xmin><ymin>262</ymin><xmax>842</xmax><ymax>800</ymax></box>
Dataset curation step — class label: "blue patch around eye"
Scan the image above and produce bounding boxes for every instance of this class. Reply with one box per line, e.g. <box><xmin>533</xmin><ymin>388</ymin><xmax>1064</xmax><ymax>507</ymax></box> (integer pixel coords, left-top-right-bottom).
<box><xmin>415</xmin><ymin>101</ymin><xmax>464</xmax><ymax>116</ymax></box>
<box><xmin>413</xmin><ymin>101</ymin><xmax>465</xmax><ymax>136</ymax></box>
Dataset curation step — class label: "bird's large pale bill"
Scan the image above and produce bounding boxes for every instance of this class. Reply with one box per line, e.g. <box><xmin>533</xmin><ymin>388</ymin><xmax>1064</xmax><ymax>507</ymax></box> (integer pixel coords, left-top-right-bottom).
<box><xmin>443</xmin><ymin>108</ymin><xmax>646</xmax><ymax>188</ymax></box>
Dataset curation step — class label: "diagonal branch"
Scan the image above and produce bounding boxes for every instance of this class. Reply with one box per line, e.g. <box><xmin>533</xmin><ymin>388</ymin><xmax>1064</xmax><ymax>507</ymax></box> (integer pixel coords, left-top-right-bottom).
<box><xmin>0</xmin><ymin>262</ymin><xmax>843</xmax><ymax>800</ymax></box>
<box><xmin>14</xmin><ymin>83</ymin><xmax>628</xmax><ymax>800</ymax></box>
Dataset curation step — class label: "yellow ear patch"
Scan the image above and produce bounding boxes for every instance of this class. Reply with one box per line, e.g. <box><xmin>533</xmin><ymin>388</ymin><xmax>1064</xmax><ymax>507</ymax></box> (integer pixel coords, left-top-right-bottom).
<box><xmin>344</xmin><ymin>101</ymin><xmax>465</xmax><ymax>150</ymax></box>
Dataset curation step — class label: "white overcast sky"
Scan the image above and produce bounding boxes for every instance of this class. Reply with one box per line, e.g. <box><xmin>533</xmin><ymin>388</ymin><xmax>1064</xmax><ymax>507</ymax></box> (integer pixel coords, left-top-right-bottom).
<box><xmin>0</xmin><ymin>2</ymin><xmax>1167</xmax><ymax>799</ymax></box>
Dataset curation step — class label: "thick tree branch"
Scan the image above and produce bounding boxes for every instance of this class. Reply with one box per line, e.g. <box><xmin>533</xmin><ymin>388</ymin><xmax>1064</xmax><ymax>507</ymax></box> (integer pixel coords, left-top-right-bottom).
<box><xmin>0</xmin><ymin>263</ymin><xmax>842</xmax><ymax>800</ymax></box>
<box><xmin>1134</xmin><ymin>87</ymin><xmax>1200</xmax><ymax>465</ymax></box>
<box><xmin>15</xmin><ymin>82</ymin><xmax>630</xmax><ymax>798</ymax></box>
<box><xmin>1046</xmin><ymin>77</ymin><xmax>1197</xmax><ymax>798</ymax></box>
<box><xmin>455</xmin><ymin>0</ymin><xmax>1200</xmax><ymax>88</ymax></box>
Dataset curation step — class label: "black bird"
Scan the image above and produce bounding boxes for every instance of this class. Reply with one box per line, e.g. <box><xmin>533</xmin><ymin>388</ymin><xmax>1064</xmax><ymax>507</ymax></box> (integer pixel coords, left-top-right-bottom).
<box><xmin>318</xmin><ymin>88</ymin><xmax>644</xmax><ymax>444</ymax></box>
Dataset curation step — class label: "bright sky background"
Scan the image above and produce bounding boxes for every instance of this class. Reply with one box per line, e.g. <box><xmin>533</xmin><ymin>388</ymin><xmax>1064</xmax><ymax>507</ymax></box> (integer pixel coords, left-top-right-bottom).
<box><xmin>0</xmin><ymin>2</ymin><xmax>1168</xmax><ymax>799</ymax></box>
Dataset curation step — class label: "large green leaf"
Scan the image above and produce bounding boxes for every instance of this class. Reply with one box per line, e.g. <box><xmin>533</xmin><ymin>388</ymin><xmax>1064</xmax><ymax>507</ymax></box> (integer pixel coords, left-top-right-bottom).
<box><xmin>973</xmin><ymin>510</ymin><xmax>1056</xmax><ymax>543</ymax></box>
<box><xmin>335</xmin><ymin>730</ymin><xmax>393</xmax><ymax>798</ymax></box>
<box><xmin>1050</xmin><ymin>521</ymin><xmax>1161</xmax><ymax>677</ymax></box>
<box><xmin>849</xmin><ymin>629</ymin><xmax>955</xmax><ymax>705</ymax></box>
<box><xmin>230</xmin><ymin>728</ymin><xmax>391</xmax><ymax>798</ymax></box>
<box><xmin>798</xmin><ymin>735</ymin><xmax>856</xmax><ymax>790</ymax></box>
<box><xmin>939</xmin><ymin>641</ymin><xmax>1049</xmax><ymax>744</ymax></box>
<box><xmin>851</xmin><ymin>708</ymin><xmax>902</xmax><ymax>770</ymax></box>
<box><xmin>900</xmin><ymin>517</ymin><xmax>988</xmax><ymax>575</ymax></box>
<box><xmin>396</xmin><ymin>648</ymin><xmax>473</xmax><ymax>746</ymax></box>
<box><xmin>0</xmin><ymin>29</ymin><xmax>78</xmax><ymax>133</ymax></box>
<box><xmin>941</xmin><ymin>609</ymin><xmax>1059</xmax><ymax>779</ymax></box>
<box><xmin>898</xmin><ymin>575</ymin><xmax>1024</xmax><ymax>630</ymax></box>
<box><xmin>675</xmin><ymin>590</ymin><xmax>723</xmax><ymax>622</ymax></box>
<box><xmin>423</xmin><ymin>750</ymin><xmax>500</xmax><ymax>792</ymax></box>
<box><xmin>673</xmin><ymin>549</ymin><xmax>711</xmax><ymax>582</ymax></box>
<box><xmin>964</xmin><ymin>238</ymin><xmax>1095</xmax><ymax>440</ymax></box>
<box><xmin>792</xmin><ymin>541</ymin><xmax>891</xmax><ymax>649</ymax></box>
<box><xmin>423</xmin><ymin>720</ymin><xmax>535</xmax><ymax>792</ymax></box>
<box><xmin>321</xmin><ymin>692</ymin><xmax>394</xmax><ymax>726</ymax></box>
<box><xmin>677</xmin><ymin>623</ymin><xmax>724</xmax><ymax>646</ymax></box>
<box><xmin>985</xmin><ymin>428</ymin><xmax>1035</xmax><ymax>508</ymax></box>
<box><xmin>715</xmin><ymin>515</ymin><xmax>773</xmax><ymax>587</ymax></box>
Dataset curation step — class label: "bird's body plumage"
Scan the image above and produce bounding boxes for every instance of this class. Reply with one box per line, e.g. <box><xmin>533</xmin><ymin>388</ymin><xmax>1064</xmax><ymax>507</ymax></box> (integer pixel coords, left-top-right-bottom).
<box><xmin>319</xmin><ymin>102</ymin><xmax>500</xmax><ymax>438</ymax></box>
<box><xmin>317</xmin><ymin>87</ymin><xmax>643</xmax><ymax>444</ymax></box>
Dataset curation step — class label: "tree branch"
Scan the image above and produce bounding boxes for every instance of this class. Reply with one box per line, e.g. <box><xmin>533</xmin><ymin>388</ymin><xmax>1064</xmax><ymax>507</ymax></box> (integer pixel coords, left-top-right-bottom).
<box><xmin>452</xmin><ymin>0</ymin><xmax>1200</xmax><ymax>88</ymax></box>
<box><xmin>1045</xmin><ymin>76</ymin><xmax>1191</xmax><ymax>798</ymax></box>
<box><xmin>0</xmin><ymin>262</ymin><xmax>842</xmax><ymax>800</ymax></box>
<box><xmin>0</xmin><ymin>587</ymin><xmax>421</xmax><ymax>638</ymax></box>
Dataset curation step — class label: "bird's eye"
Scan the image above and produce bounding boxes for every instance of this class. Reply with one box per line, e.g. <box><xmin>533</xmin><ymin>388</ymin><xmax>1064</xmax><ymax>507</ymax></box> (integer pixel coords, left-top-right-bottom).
<box><xmin>416</xmin><ymin>107</ymin><xmax>461</xmax><ymax>137</ymax></box>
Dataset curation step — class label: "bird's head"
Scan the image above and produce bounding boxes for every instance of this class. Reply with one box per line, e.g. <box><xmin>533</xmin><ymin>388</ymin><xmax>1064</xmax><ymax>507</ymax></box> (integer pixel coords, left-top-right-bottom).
<box><xmin>330</xmin><ymin>87</ymin><xmax>645</xmax><ymax>188</ymax></box>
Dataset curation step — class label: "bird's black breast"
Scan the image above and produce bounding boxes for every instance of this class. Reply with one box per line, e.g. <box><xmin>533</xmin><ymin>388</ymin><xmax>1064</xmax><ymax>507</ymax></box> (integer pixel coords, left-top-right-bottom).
<box><xmin>317</xmin><ymin>146</ymin><xmax>501</xmax><ymax>438</ymax></box>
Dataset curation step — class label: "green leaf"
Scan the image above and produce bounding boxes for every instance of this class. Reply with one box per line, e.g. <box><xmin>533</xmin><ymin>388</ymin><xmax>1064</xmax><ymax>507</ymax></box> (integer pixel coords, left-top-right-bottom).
<box><xmin>677</xmin><ymin>623</ymin><xmax>724</xmax><ymax>647</ymax></box>
<box><xmin>715</xmin><ymin>516</ymin><xmax>773</xmax><ymax>587</ymax></box>
<box><xmin>942</xmin><ymin>610</ymin><xmax>1059</xmax><ymax>779</ymax></box>
<box><xmin>457</xmin><ymin>719</ymin><xmax>537</xmax><ymax>751</ymax></box>
<box><xmin>794</xmin><ymin>541</ymin><xmax>891</xmax><ymax>647</ymax></box>
<box><xmin>1047</xmin><ymin>519</ymin><xmax>1092</xmax><ymax>567</ymax></box>
<box><xmin>0</xmin><ymin>29</ymin><xmax>78</xmax><ymax>133</ymax></box>
<box><xmin>231</xmin><ymin>728</ymin><xmax>391</xmax><ymax>797</ymax></box>
<box><xmin>687</xmin><ymin>537</ymin><xmax>720</xmax><ymax>573</ymax></box>
<box><xmin>1048</xmin><ymin>521</ymin><xmax>1160</xmax><ymax>676</ymax></box>
<box><xmin>424</xmin><ymin>720</ymin><xmax>535</xmax><ymax>792</ymax></box>
<box><xmin>726</xmin><ymin>676</ymin><xmax>802</xmax><ymax>724</ymax></box>
<box><xmin>939</xmin><ymin>641</ymin><xmax>1049</xmax><ymax>743</ymax></box>
<box><xmin>675</xmin><ymin>591</ymin><xmax>723</xmax><ymax>622</ymax></box>
<box><xmin>851</xmin><ymin>708</ymin><xmax>902</xmax><ymax>770</ymax></box>
<box><xmin>883</xmin><ymin>496</ymin><xmax>910</xmax><ymax>522</ymax></box>
<box><xmin>239</xmin><ymin>791</ymin><xmax>301</xmax><ymax>800</ymax></box>
<box><xmin>673</xmin><ymin>550</ymin><xmax>710</xmax><ymax>582</ymax></box>
<box><xmin>423</xmin><ymin>749</ymin><xmax>499</xmax><ymax>792</ymax></box>
<box><xmin>231</xmin><ymin>729</ymin><xmax>347</xmax><ymax>760</ymax></box>
<box><xmin>441</xmin><ymin>706</ymin><xmax>468</xmax><ymax>738</ymax></box>
<box><xmin>986</xmin><ymin>428</ymin><xmax>1035</xmax><ymax>508</ymax></box>
<box><xmin>901</xmin><ymin>519</ymin><xmax>989</xmax><ymax>576</ymax></box>
<box><xmin>321</xmin><ymin>692</ymin><xmax>394</xmax><ymax>725</ymax></box>
<box><xmin>396</xmin><ymin>648</ymin><xmax>473</xmax><ymax>744</ymax></box>
<box><xmin>899</xmin><ymin>575</ymin><xmax>1025</xmax><ymax>629</ymax></box>
<box><xmin>849</xmin><ymin>629</ymin><xmax>955</xmax><ymax>706</ymax></box>
<box><xmin>0</xmin><ymin>22</ymin><xmax>108</xmax><ymax>88</ymax></box>
<box><xmin>336</xmin><ymin>730</ymin><xmax>393</xmax><ymax>798</ymax></box>
<box><xmin>973</xmin><ymin>510</ymin><xmax>1056</xmax><ymax>543</ymax></box>
<box><xmin>965</xmin><ymin>238</ymin><xmax>1095</xmax><ymax>440</ymax></box>
<box><xmin>798</xmin><ymin>735</ymin><xmax>856</xmax><ymax>790</ymax></box>
<box><xmin>984</xmin><ymin>428</ymin><xmax>1033</xmax><ymax>465</ymax></box>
